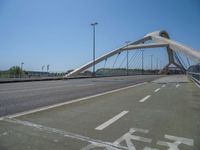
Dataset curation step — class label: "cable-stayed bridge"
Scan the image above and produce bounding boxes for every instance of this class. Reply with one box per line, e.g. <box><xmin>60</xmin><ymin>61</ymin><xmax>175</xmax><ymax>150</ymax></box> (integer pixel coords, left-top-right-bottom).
<box><xmin>66</xmin><ymin>30</ymin><xmax>200</xmax><ymax>78</ymax></box>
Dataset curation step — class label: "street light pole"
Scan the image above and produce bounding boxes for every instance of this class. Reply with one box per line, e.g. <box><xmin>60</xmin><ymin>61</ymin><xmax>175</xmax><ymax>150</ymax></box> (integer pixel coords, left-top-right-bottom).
<box><xmin>125</xmin><ymin>41</ymin><xmax>130</xmax><ymax>76</ymax></box>
<box><xmin>21</xmin><ymin>62</ymin><xmax>24</xmax><ymax>71</ymax></box>
<box><xmin>150</xmin><ymin>55</ymin><xmax>153</xmax><ymax>70</ymax></box>
<box><xmin>21</xmin><ymin>62</ymin><xmax>24</xmax><ymax>78</ymax></box>
<box><xmin>91</xmin><ymin>22</ymin><xmax>98</xmax><ymax>77</ymax></box>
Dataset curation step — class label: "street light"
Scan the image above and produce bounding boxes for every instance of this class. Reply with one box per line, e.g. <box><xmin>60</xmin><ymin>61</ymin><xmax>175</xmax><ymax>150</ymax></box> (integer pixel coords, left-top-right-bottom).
<box><xmin>91</xmin><ymin>22</ymin><xmax>98</xmax><ymax>77</ymax></box>
<box><xmin>47</xmin><ymin>64</ymin><xmax>50</xmax><ymax>72</ymax></box>
<box><xmin>125</xmin><ymin>41</ymin><xmax>131</xmax><ymax>76</ymax></box>
<box><xmin>21</xmin><ymin>62</ymin><xmax>24</xmax><ymax>71</ymax></box>
<box><xmin>21</xmin><ymin>62</ymin><xmax>24</xmax><ymax>78</ymax></box>
<box><xmin>150</xmin><ymin>55</ymin><xmax>153</xmax><ymax>70</ymax></box>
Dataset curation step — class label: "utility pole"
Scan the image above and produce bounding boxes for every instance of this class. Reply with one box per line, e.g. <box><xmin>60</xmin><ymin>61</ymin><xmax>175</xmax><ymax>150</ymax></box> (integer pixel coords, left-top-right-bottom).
<box><xmin>125</xmin><ymin>41</ymin><xmax>131</xmax><ymax>76</ymax></box>
<box><xmin>91</xmin><ymin>22</ymin><xmax>98</xmax><ymax>77</ymax></box>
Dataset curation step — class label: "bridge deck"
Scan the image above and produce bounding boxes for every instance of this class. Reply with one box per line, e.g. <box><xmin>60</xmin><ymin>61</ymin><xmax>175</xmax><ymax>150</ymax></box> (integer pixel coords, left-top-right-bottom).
<box><xmin>0</xmin><ymin>75</ymin><xmax>200</xmax><ymax>150</ymax></box>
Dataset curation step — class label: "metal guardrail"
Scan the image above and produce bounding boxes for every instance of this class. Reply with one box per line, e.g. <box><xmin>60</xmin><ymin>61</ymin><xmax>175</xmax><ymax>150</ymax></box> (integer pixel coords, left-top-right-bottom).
<box><xmin>187</xmin><ymin>64</ymin><xmax>200</xmax><ymax>85</ymax></box>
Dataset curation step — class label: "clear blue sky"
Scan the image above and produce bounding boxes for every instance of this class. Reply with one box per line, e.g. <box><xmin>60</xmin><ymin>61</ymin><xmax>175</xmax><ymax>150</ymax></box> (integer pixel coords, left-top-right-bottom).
<box><xmin>0</xmin><ymin>0</ymin><xmax>200</xmax><ymax>72</ymax></box>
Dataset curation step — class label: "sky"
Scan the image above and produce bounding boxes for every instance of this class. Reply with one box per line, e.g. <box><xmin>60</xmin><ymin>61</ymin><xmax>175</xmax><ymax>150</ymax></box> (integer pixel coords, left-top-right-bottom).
<box><xmin>0</xmin><ymin>0</ymin><xmax>200</xmax><ymax>72</ymax></box>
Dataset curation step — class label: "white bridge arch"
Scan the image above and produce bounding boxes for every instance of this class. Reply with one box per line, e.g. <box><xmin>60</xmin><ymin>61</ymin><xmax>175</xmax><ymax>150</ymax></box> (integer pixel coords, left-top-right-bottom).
<box><xmin>66</xmin><ymin>30</ymin><xmax>200</xmax><ymax>77</ymax></box>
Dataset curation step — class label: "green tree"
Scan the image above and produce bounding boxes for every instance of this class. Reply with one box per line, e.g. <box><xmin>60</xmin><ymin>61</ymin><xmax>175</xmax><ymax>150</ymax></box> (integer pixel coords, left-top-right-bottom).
<box><xmin>9</xmin><ymin>66</ymin><xmax>23</xmax><ymax>78</ymax></box>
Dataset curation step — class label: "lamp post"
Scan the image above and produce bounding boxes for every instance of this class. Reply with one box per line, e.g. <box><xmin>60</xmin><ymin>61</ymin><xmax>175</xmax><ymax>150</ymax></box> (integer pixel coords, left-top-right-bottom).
<box><xmin>21</xmin><ymin>62</ymin><xmax>24</xmax><ymax>71</ymax></box>
<box><xmin>91</xmin><ymin>22</ymin><xmax>98</xmax><ymax>77</ymax></box>
<box><xmin>125</xmin><ymin>41</ymin><xmax>131</xmax><ymax>76</ymax></box>
<box><xmin>21</xmin><ymin>62</ymin><xmax>24</xmax><ymax>78</ymax></box>
<box><xmin>150</xmin><ymin>55</ymin><xmax>153</xmax><ymax>70</ymax></box>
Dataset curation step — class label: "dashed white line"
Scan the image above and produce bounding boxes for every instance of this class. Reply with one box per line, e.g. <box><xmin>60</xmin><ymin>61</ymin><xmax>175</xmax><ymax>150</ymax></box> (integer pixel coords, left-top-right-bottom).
<box><xmin>95</xmin><ymin>111</ymin><xmax>129</xmax><ymax>130</ymax></box>
<box><xmin>161</xmin><ymin>84</ymin><xmax>166</xmax><ymax>88</ymax></box>
<box><xmin>139</xmin><ymin>95</ymin><xmax>151</xmax><ymax>103</ymax></box>
<box><xmin>154</xmin><ymin>88</ymin><xmax>160</xmax><ymax>93</ymax></box>
<box><xmin>175</xmin><ymin>84</ymin><xmax>180</xmax><ymax>88</ymax></box>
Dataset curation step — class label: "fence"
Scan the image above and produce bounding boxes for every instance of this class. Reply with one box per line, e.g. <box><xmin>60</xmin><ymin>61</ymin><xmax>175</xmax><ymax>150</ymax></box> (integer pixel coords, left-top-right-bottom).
<box><xmin>187</xmin><ymin>64</ymin><xmax>200</xmax><ymax>85</ymax></box>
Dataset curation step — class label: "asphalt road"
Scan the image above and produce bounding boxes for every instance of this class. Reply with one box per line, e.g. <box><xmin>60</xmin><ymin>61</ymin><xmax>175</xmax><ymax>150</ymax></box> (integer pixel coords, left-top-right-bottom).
<box><xmin>0</xmin><ymin>75</ymin><xmax>161</xmax><ymax>117</ymax></box>
<box><xmin>0</xmin><ymin>75</ymin><xmax>199</xmax><ymax>150</ymax></box>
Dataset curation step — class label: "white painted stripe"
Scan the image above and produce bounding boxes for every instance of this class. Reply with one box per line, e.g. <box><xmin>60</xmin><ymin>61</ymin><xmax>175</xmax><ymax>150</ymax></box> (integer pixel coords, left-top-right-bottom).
<box><xmin>0</xmin><ymin>82</ymin><xmax>146</xmax><ymax>120</ymax></box>
<box><xmin>95</xmin><ymin>111</ymin><xmax>129</xmax><ymax>130</ymax></box>
<box><xmin>139</xmin><ymin>95</ymin><xmax>151</xmax><ymax>102</ymax></box>
<box><xmin>3</xmin><ymin>118</ymin><xmax>127</xmax><ymax>150</ymax></box>
<box><xmin>154</xmin><ymin>88</ymin><xmax>160</xmax><ymax>93</ymax></box>
<box><xmin>175</xmin><ymin>84</ymin><xmax>180</xmax><ymax>88</ymax></box>
<box><xmin>161</xmin><ymin>84</ymin><xmax>166</xmax><ymax>88</ymax></box>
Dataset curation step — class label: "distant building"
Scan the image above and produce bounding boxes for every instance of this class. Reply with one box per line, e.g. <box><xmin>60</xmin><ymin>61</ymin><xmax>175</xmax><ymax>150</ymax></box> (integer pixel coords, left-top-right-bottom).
<box><xmin>25</xmin><ymin>71</ymin><xmax>50</xmax><ymax>77</ymax></box>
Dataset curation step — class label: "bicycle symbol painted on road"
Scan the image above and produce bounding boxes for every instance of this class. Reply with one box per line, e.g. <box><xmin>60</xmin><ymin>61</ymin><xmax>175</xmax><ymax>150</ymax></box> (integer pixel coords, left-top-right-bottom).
<box><xmin>81</xmin><ymin>127</ymin><xmax>194</xmax><ymax>150</ymax></box>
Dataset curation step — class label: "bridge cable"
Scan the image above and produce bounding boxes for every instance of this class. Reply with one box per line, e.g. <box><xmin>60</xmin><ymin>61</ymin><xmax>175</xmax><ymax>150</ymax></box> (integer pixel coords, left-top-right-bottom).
<box><xmin>112</xmin><ymin>53</ymin><xmax>120</xmax><ymax>68</ymax></box>
<box><xmin>119</xmin><ymin>54</ymin><xmax>127</xmax><ymax>68</ymax></box>
<box><xmin>103</xmin><ymin>59</ymin><xmax>107</xmax><ymax>68</ymax></box>
<box><xmin>174</xmin><ymin>51</ymin><xmax>187</xmax><ymax>70</ymax></box>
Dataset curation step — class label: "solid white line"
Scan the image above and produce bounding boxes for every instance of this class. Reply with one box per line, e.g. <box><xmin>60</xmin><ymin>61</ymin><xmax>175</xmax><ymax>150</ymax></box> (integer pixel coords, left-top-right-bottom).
<box><xmin>154</xmin><ymin>88</ymin><xmax>160</xmax><ymax>93</ymax></box>
<box><xmin>3</xmin><ymin>118</ymin><xmax>127</xmax><ymax>150</ymax></box>
<box><xmin>175</xmin><ymin>84</ymin><xmax>180</xmax><ymax>88</ymax></box>
<box><xmin>95</xmin><ymin>111</ymin><xmax>129</xmax><ymax>130</ymax></box>
<box><xmin>161</xmin><ymin>84</ymin><xmax>166</xmax><ymax>88</ymax></box>
<box><xmin>0</xmin><ymin>82</ymin><xmax>146</xmax><ymax>120</ymax></box>
<box><xmin>139</xmin><ymin>95</ymin><xmax>151</xmax><ymax>103</ymax></box>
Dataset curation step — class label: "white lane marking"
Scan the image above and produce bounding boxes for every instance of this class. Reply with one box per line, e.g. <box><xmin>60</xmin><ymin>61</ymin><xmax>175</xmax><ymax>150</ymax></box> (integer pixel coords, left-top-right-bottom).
<box><xmin>154</xmin><ymin>88</ymin><xmax>160</xmax><ymax>93</ymax></box>
<box><xmin>95</xmin><ymin>111</ymin><xmax>129</xmax><ymax>130</ymax></box>
<box><xmin>0</xmin><ymin>82</ymin><xmax>146</xmax><ymax>120</ymax></box>
<box><xmin>139</xmin><ymin>95</ymin><xmax>151</xmax><ymax>103</ymax></box>
<box><xmin>161</xmin><ymin>84</ymin><xmax>166</xmax><ymax>88</ymax></box>
<box><xmin>157</xmin><ymin>134</ymin><xmax>194</xmax><ymax>149</ymax></box>
<box><xmin>175</xmin><ymin>84</ymin><xmax>180</xmax><ymax>88</ymax></box>
<box><xmin>3</xmin><ymin>118</ymin><xmax>127</xmax><ymax>150</ymax></box>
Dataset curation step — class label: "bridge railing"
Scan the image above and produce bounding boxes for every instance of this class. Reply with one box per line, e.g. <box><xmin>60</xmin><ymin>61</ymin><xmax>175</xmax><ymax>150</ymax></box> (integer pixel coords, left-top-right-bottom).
<box><xmin>187</xmin><ymin>64</ymin><xmax>200</xmax><ymax>85</ymax></box>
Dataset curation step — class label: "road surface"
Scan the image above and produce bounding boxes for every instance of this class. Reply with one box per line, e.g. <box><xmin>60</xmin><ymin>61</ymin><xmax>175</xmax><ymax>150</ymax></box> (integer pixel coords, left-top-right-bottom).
<box><xmin>0</xmin><ymin>75</ymin><xmax>161</xmax><ymax>117</ymax></box>
<box><xmin>0</xmin><ymin>75</ymin><xmax>199</xmax><ymax>150</ymax></box>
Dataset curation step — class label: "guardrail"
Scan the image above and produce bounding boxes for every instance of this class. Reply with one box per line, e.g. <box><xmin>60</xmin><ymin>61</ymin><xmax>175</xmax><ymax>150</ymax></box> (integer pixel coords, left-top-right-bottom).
<box><xmin>187</xmin><ymin>64</ymin><xmax>200</xmax><ymax>85</ymax></box>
